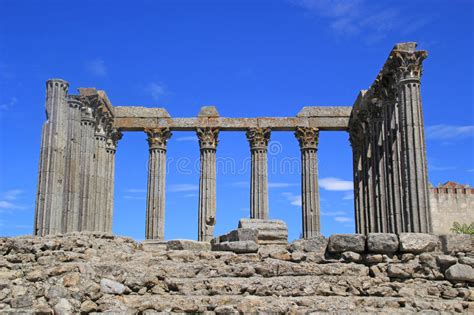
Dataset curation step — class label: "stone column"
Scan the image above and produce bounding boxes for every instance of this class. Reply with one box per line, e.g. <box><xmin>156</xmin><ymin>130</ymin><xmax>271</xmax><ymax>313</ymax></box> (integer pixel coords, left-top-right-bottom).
<box><xmin>63</xmin><ymin>97</ymin><xmax>83</xmax><ymax>233</ymax></box>
<box><xmin>246</xmin><ymin>127</ymin><xmax>271</xmax><ymax>219</ymax></box>
<box><xmin>78</xmin><ymin>100</ymin><xmax>97</xmax><ymax>231</ymax></box>
<box><xmin>295</xmin><ymin>127</ymin><xmax>321</xmax><ymax>238</ymax></box>
<box><xmin>349</xmin><ymin>122</ymin><xmax>365</xmax><ymax>234</ymax></box>
<box><xmin>197</xmin><ymin>127</ymin><xmax>219</xmax><ymax>241</ymax></box>
<box><xmin>392</xmin><ymin>46</ymin><xmax>431</xmax><ymax>232</ymax></box>
<box><xmin>92</xmin><ymin>117</ymin><xmax>108</xmax><ymax>231</ymax></box>
<box><xmin>35</xmin><ymin>79</ymin><xmax>69</xmax><ymax>236</ymax></box>
<box><xmin>104</xmin><ymin>129</ymin><xmax>122</xmax><ymax>233</ymax></box>
<box><xmin>145</xmin><ymin>128</ymin><xmax>172</xmax><ymax>240</ymax></box>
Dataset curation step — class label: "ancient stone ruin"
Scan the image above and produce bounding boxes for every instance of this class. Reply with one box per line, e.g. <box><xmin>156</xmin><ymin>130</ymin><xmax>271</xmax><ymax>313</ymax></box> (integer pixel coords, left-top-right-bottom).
<box><xmin>1</xmin><ymin>41</ymin><xmax>472</xmax><ymax>314</ymax></box>
<box><xmin>34</xmin><ymin>42</ymin><xmax>432</xmax><ymax>239</ymax></box>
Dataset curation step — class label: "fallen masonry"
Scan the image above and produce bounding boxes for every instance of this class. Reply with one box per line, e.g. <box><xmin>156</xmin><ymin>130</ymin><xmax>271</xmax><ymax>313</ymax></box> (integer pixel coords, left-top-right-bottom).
<box><xmin>0</xmin><ymin>231</ymin><xmax>473</xmax><ymax>314</ymax></box>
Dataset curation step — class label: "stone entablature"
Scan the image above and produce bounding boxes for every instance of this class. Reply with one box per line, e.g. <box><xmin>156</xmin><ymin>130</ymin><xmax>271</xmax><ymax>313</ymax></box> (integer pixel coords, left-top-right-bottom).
<box><xmin>35</xmin><ymin>42</ymin><xmax>433</xmax><ymax>240</ymax></box>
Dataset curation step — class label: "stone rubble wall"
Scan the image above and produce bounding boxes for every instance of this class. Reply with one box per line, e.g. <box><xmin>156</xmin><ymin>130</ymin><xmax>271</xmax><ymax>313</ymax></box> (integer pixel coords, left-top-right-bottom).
<box><xmin>0</xmin><ymin>232</ymin><xmax>473</xmax><ymax>314</ymax></box>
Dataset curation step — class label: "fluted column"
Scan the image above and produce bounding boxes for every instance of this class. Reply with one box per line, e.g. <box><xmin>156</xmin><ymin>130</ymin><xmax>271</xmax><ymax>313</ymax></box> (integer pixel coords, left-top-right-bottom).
<box><xmin>295</xmin><ymin>127</ymin><xmax>320</xmax><ymax>238</ymax></box>
<box><xmin>197</xmin><ymin>128</ymin><xmax>219</xmax><ymax>241</ymax></box>
<box><xmin>92</xmin><ymin>119</ymin><xmax>108</xmax><ymax>231</ymax></box>
<box><xmin>35</xmin><ymin>79</ymin><xmax>70</xmax><ymax>236</ymax></box>
<box><xmin>246</xmin><ymin>128</ymin><xmax>271</xmax><ymax>219</ymax></box>
<box><xmin>104</xmin><ymin>130</ymin><xmax>122</xmax><ymax>233</ymax></box>
<box><xmin>78</xmin><ymin>103</ymin><xmax>96</xmax><ymax>231</ymax></box>
<box><xmin>392</xmin><ymin>47</ymin><xmax>431</xmax><ymax>232</ymax></box>
<box><xmin>145</xmin><ymin>128</ymin><xmax>172</xmax><ymax>240</ymax></box>
<box><xmin>63</xmin><ymin>97</ymin><xmax>83</xmax><ymax>233</ymax></box>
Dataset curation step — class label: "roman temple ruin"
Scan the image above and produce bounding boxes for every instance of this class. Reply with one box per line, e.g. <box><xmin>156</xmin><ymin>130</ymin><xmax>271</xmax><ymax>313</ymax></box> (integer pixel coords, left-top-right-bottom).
<box><xmin>34</xmin><ymin>42</ymin><xmax>432</xmax><ymax>239</ymax></box>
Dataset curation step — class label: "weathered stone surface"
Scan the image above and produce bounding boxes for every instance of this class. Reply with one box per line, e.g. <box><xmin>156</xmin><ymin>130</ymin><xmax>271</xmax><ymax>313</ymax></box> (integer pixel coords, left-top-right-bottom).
<box><xmin>238</xmin><ymin>219</ymin><xmax>288</xmax><ymax>245</ymax></box>
<box><xmin>445</xmin><ymin>264</ymin><xmax>474</xmax><ymax>282</ymax></box>
<box><xmin>327</xmin><ymin>234</ymin><xmax>366</xmax><ymax>253</ymax></box>
<box><xmin>212</xmin><ymin>241</ymin><xmax>258</xmax><ymax>253</ymax></box>
<box><xmin>100</xmin><ymin>278</ymin><xmax>126</xmax><ymax>295</ymax></box>
<box><xmin>399</xmin><ymin>233</ymin><xmax>439</xmax><ymax>254</ymax></box>
<box><xmin>367</xmin><ymin>233</ymin><xmax>399</xmax><ymax>253</ymax></box>
<box><xmin>166</xmin><ymin>240</ymin><xmax>211</xmax><ymax>251</ymax></box>
<box><xmin>288</xmin><ymin>235</ymin><xmax>328</xmax><ymax>253</ymax></box>
<box><xmin>214</xmin><ymin>228</ymin><xmax>258</xmax><ymax>243</ymax></box>
<box><xmin>297</xmin><ymin>106</ymin><xmax>352</xmax><ymax>117</ymax></box>
<box><xmin>439</xmin><ymin>234</ymin><xmax>474</xmax><ymax>254</ymax></box>
<box><xmin>114</xmin><ymin>106</ymin><xmax>170</xmax><ymax>118</ymax></box>
<box><xmin>2</xmin><ymin>233</ymin><xmax>474</xmax><ymax>313</ymax></box>
<box><xmin>437</xmin><ymin>255</ymin><xmax>458</xmax><ymax>269</ymax></box>
<box><xmin>198</xmin><ymin>106</ymin><xmax>219</xmax><ymax>117</ymax></box>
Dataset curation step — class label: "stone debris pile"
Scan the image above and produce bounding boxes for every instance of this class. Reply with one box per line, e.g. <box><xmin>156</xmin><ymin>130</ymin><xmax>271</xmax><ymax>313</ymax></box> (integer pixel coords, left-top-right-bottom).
<box><xmin>0</xmin><ymin>232</ymin><xmax>473</xmax><ymax>313</ymax></box>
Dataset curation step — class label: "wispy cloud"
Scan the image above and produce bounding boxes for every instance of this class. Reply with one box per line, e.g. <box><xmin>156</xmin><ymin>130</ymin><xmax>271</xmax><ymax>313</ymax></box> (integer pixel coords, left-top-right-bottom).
<box><xmin>0</xmin><ymin>190</ymin><xmax>28</xmax><ymax>212</ymax></box>
<box><xmin>319</xmin><ymin>177</ymin><xmax>353</xmax><ymax>191</ymax></box>
<box><xmin>184</xmin><ymin>193</ymin><xmax>198</xmax><ymax>198</ymax></box>
<box><xmin>342</xmin><ymin>192</ymin><xmax>354</xmax><ymax>200</ymax></box>
<box><xmin>15</xmin><ymin>225</ymin><xmax>32</xmax><ymax>230</ymax></box>
<box><xmin>147</xmin><ymin>82</ymin><xmax>167</xmax><ymax>101</ymax></box>
<box><xmin>334</xmin><ymin>216</ymin><xmax>353</xmax><ymax>223</ymax></box>
<box><xmin>86</xmin><ymin>59</ymin><xmax>107</xmax><ymax>76</ymax></box>
<box><xmin>176</xmin><ymin>136</ymin><xmax>197</xmax><ymax>142</ymax></box>
<box><xmin>0</xmin><ymin>97</ymin><xmax>18</xmax><ymax>111</ymax></box>
<box><xmin>426</xmin><ymin>125</ymin><xmax>474</xmax><ymax>141</ymax></box>
<box><xmin>123</xmin><ymin>195</ymin><xmax>146</xmax><ymax>200</ymax></box>
<box><xmin>282</xmin><ymin>192</ymin><xmax>302</xmax><ymax>206</ymax></box>
<box><xmin>321</xmin><ymin>210</ymin><xmax>347</xmax><ymax>216</ymax></box>
<box><xmin>291</xmin><ymin>0</ymin><xmax>430</xmax><ymax>42</ymax></box>
<box><xmin>168</xmin><ymin>184</ymin><xmax>199</xmax><ymax>192</ymax></box>
<box><xmin>268</xmin><ymin>182</ymin><xmax>298</xmax><ymax>188</ymax></box>
<box><xmin>125</xmin><ymin>188</ymin><xmax>146</xmax><ymax>193</ymax></box>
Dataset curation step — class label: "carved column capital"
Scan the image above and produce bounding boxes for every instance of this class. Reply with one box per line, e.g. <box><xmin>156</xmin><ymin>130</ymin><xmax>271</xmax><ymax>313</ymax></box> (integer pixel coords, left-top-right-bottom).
<box><xmin>106</xmin><ymin>129</ymin><xmax>123</xmax><ymax>152</ymax></box>
<box><xmin>246</xmin><ymin>127</ymin><xmax>271</xmax><ymax>151</ymax></box>
<box><xmin>349</xmin><ymin>121</ymin><xmax>365</xmax><ymax>152</ymax></box>
<box><xmin>145</xmin><ymin>128</ymin><xmax>172</xmax><ymax>150</ymax></box>
<box><xmin>389</xmin><ymin>50</ymin><xmax>427</xmax><ymax>83</ymax></box>
<box><xmin>197</xmin><ymin>127</ymin><xmax>219</xmax><ymax>150</ymax></box>
<box><xmin>295</xmin><ymin>127</ymin><xmax>319</xmax><ymax>150</ymax></box>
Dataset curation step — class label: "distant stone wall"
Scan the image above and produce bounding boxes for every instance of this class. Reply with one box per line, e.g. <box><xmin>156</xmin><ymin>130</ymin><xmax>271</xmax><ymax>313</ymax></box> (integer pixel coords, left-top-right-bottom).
<box><xmin>430</xmin><ymin>184</ymin><xmax>474</xmax><ymax>234</ymax></box>
<box><xmin>0</xmin><ymin>233</ymin><xmax>473</xmax><ymax>313</ymax></box>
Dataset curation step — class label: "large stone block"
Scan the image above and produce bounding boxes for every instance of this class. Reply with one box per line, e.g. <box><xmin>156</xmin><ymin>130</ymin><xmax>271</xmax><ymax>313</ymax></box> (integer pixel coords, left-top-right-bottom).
<box><xmin>238</xmin><ymin>219</ymin><xmax>288</xmax><ymax>245</ymax></box>
<box><xmin>445</xmin><ymin>264</ymin><xmax>474</xmax><ymax>282</ymax></box>
<box><xmin>212</xmin><ymin>241</ymin><xmax>258</xmax><ymax>253</ymax></box>
<box><xmin>215</xmin><ymin>228</ymin><xmax>258</xmax><ymax>243</ymax></box>
<box><xmin>399</xmin><ymin>233</ymin><xmax>439</xmax><ymax>254</ymax></box>
<box><xmin>439</xmin><ymin>234</ymin><xmax>473</xmax><ymax>254</ymax></box>
<box><xmin>327</xmin><ymin>234</ymin><xmax>366</xmax><ymax>253</ymax></box>
<box><xmin>166</xmin><ymin>240</ymin><xmax>211</xmax><ymax>251</ymax></box>
<box><xmin>367</xmin><ymin>233</ymin><xmax>399</xmax><ymax>254</ymax></box>
<box><xmin>288</xmin><ymin>236</ymin><xmax>328</xmax><ymax>253</ymax></box>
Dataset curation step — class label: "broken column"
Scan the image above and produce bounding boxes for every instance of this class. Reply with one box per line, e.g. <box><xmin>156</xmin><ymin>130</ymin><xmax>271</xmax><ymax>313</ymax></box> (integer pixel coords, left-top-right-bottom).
<box><xmin>295</xmin><ymin>127</ymin><xmax>321</xmax><ymax>238</ymax></box>
<box><xmin>145</xmin><ymin>128</ymin><xmax>172</xmax><ymax>240</ymax></box>
<box><xmin>197</xmin><ymin>126</ymin><xmax>219</xmax><ymax>241</ymax></box>
<box><xmin>246</xmin><ymin>127</ymin><xmax>271</xmax><ymax>219</ymax></box>
<box><xmin>35</xmin><ymin>79</ymin><xmax>70</xmax><ymax>236</ymax></box>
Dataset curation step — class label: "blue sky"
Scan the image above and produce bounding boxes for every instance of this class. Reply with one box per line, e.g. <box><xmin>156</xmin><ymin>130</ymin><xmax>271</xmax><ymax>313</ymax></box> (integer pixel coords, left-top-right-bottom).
<box><xmin>0</xmin><ymin>0</ymin><xmax>473</xmax><ymax>241</ymax></box>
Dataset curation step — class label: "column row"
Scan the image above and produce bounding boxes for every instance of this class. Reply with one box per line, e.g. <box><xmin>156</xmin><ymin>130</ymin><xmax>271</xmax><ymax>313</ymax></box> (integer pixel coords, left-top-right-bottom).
<box><xmin>144</xmin><ymin>126</ymin><xmax>322</xmax><ymax>240</ymax></box>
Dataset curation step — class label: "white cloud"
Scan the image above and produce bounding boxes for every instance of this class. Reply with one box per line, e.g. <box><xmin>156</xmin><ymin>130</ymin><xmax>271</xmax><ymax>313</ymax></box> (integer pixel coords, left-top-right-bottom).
<box><xmin>282</xmin><ymin>192</ymin><xmax>302</xmax><ymax>206</ymax></box>
<box><xmin>147</xmin><ymin>82</ymin><xmax>167</xmax><ymax>101</ymax></box>
<box><xmin>125</xmin><ymin>188</ymin><xmax>146</xmax><ymax>193</ymax></box>
<box><xmin>0</xmin><ymin>97</ymin><xmax>18</xmax><ymax>111</ymax></box>
<box><xmin>343</xmin><ymin>192</ymin><xmax>354</xmax><ymax>200</ymax></box>
<box><xmin>86</xmin><ymin>59</ymin><xmax>107</xmax><ymax>76</ymax></box>
<box><xmin>334</xmin><ymin>216</ymin><xmax>353</xmax><ymax>223</ymax></box>
<box><xmin>0</xmin><ymin>200</ymin><xmax>27</xmax><ymax>210</ymax></box>
<box><xmin>176</xmin><ymin>136</ymin><xmax>197</xmax><ymax>142</ymax></box>
<box><xmin>123</xmin><ymin>195</ymin><xmax>146</xmax><ymax>200</ymax></box>
<box><xmin>319</xmin><ymin>177</ymin><xmax>353</xmax><ymax>191</ymax></box>
<box><xmin>184</xmin><ymin>193</ymin><xmax>198</xmax><ymax>198</ymax></box>
<box><xmin>268</xmin><ymin>182</ymin><xmax>298</xmax><ymax>188</ymax></box>
<box><xmin>320</xmin><ymin>210</ymin><xmax>347</xmax><ymax>216</ymax></box>
<box><xmin>15</xmin><ymin>225</ymin><xmax>32</xmax><ymax>229</ymax></box>
<box><xmin>291</xmin><ymin>0</ymin><xmax>429</xmax><ymax>42</ymax></box>
<box><xmin>168</xmin><ymin>184</ymin><xmax>199</xmax><ymax>192</ymax></box>
<box><xmin>426</xmin><ymin>125</ymin><xmax>474</xmax><ymax>140</ymax></box>
<box><xmin>2</xmin><ymin>189</ymin><xmax>24</xmax><ymax>200</ymax></box>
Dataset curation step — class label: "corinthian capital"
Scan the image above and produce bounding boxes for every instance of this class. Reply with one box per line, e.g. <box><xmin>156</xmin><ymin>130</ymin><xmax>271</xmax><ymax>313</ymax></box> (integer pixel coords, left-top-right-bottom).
<box><xmin>106</xmin><ymin>129</ymin><xmax>123</xmax><ymax>152</ymax></box>
<box><xmin>389</xmin><ymin>49</ymin><xmax>427</xmax><ymax>82</ymax></box>
<box><xmin>295</xmin><ymin>127</ymin><xmax>319</xmax><ymax>150</ymax></box>
<box><xmin>197</xmin><ymin>127</ymin><xmax>219</xmax><ymax>150</ymax></box>
<box><xmin>246</xmin><ymin>127</ymin><xmax>271</xmax><ymax>150</ymax></box>
<box><xmin>145</xmin><ymin>128</ymin><xmax>172</xmax><ymax>150</ymax></box>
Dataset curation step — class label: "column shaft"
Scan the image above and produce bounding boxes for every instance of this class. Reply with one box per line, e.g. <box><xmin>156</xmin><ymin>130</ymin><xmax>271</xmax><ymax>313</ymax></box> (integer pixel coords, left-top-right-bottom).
<box><xmin>247</xmin><ymin>128</ymin><xmax>271</xmax><ymax>219</ymax></box>
<box><xmin>197</xmin><ymin>128</ymin><xmax>219</xmax><ymax>241</ymax></box>
<box><xmin>34</xmin><ymin>79</ymin><xmax>69</xmax><ymax>236</ymax></box>
<box><xmin>145</xmin><ymin>128</ymin><xmax>171</xmax><ymax>240</ymax></box>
